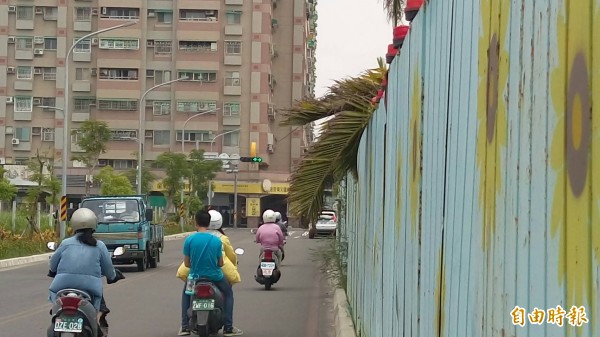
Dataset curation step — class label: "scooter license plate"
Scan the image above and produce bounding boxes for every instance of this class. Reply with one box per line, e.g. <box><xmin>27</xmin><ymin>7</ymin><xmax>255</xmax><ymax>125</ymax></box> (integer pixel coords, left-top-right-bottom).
<box><xmin>193</xmin><ymin>299</ymin><xmax>215</xmax><ymax>311</ymax></box>
<box><xmin>261</xmin><ymin>262</ymin><xmax>276</xmax><ymax>276</ymax></box>
<box><xmin>54</xmin><ymin>316</ymin><xmax>84</xmax><ymax>332</ymax></box>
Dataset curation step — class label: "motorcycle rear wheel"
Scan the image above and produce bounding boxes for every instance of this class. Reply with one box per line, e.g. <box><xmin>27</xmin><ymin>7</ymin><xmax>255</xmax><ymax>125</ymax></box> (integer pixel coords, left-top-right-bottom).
<box><xmin>264</xmin><ymin>281</ymin><xmax>272</xmax><ymax>290</ymax></box>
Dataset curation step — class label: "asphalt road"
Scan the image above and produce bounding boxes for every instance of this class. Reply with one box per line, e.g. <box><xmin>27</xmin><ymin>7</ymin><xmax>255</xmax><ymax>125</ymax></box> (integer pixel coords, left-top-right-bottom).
<box><xmin>0</xmin><ymin>229</ymin><xmax>335</xmax><ymax>337</ymax></box>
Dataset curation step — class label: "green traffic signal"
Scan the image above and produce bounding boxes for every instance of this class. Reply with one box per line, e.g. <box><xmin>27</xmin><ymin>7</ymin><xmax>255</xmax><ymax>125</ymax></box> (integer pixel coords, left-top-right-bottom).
<box><xmin>252</xmin><ymin>157</ymin><xmax>263</xmax><ymax>163</ymax></box>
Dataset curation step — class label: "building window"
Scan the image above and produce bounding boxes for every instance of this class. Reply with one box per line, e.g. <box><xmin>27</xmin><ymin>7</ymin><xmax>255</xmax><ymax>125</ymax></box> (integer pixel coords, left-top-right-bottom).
<box><xmin>43</xmin><ymin>67</ymin><xmax>57</xmax><ymax>80</ymax></box>
<box><xmin>223</xmin><ymin>102</ymin><xmax>240</xmax><ymax>117</ymax></box>
<box><xmin>100</xmin><ymin>7</ymin><xmax>140</xmax><ymax>19</ymax></box>
<box><xmin>110</xmin><ymin>130</ymin><xmax>137</xmax><ymax>141</ymax></box>
<box><xmin>74</xmin><ymin>98</ymin><xmax>95</xmax><ymax>111</ymax></box>
<box><xmin>44</xmin><ymin>38</ymin><xmax>57</xmax><ymax>51</ymax></box>
<box><xmin>153</xmin><ymin>70</ymin><xmax>172</xmax><ymax>85</ymax></box>
<box><xmin>110</xmin><ymin>160</ymin><xmax>136</xmax><ymax>169</ymax></box>
<box><xmin>223</xmin><ymin>130</ymin><xmax>239</xmax><ymax>147</ymax></box>
<box><xmin>179</xmin><ymin>9</ymin><xmax>218</xmax><ymax>21</ymax></box>
<box><xmin>17</xmin><ymin>6</ymin><xmax>34</xmax><ymax>20</ymax></box>
<box><xmin>75</xmin><ymin>68</ymin><xmax>90</xmax><ymax>81</ymax></box>
<box><xmin>75</xmin><ymin>7</ymin><xmax>91</xmax><ymax>21</ymax></box>
<box><xmin>224</xmin><ymin>71</ymin><xmax>241</xmax><ymax>86</ymax></box>
<box><xmin>153</xmin><ymin>130</ymin><xmax>170</xmax><ymax>145</ymax></box>
<box><xmin>15</xmin><ymin>127</ymin><xmax>31</xmax><ymax>142</ymax></box>
<box><xmin>177</xmin><ymin>100</ymin><xmax>217</xmax><ymax>113</ymax></box>
<box><xmin>99</xmin><ymin>38</ymin><xmax>140</xmax><ymax>50</ymax></box>
<box><xmin>73</xmin><ymin>38</ymin><xmax>91</xmax><ymax>53</ymax></box>
<box><xmin>43</xmin><ymin>7</ymin><xmax>58</xmax><ymax>20</ymax></box>
<box><xmin>153</xmin><ymin>101</ymin><xmax>171</xmax><ymax>116</ymax></box>
<box><xmin>42</xmin><ymin>128</ymin><xmax>55</xmax><ymax>142</ymax></box>
<box><xmin>176</xmin><ymin>131</ymin><xmax>213</xmax><ymax>143</ymax></box>
<box><xmin>16</xmin><ymin>66</ymin><xmax>33</xmax><ymax>80</ymax></box>
<box><xmin>225</xmin><ymin>41</ymin><xmax>241</xmax><ymax>55</ymax></box>
<box><xmin>226</xmin><ymin>11</ymin><xmax>241</xmax><ymax>24</ymax></box>
<box><xmin>179</xmin><ymin>41</ymin><xmax>217</xmax><ymax>52</ymax></box>
<box><xmin>178</xmin><ymin>71</ymin><xmax>217</xmax><ymax>83</ymax></box>
<box><xmin>154</xmin><ymin>40</ymin><xmax>172</xmax><ymax>55</ymax></box>
<box><xmin>41</xmin><ymin>97</ymin><xmax>56</xmax><ymax>111</ymax></box>
<box><xmin>15</xmin><ymin>96</ymin><xmax>33</xmax><ymax>112</ymax></box>
<box><xmin>14</xmin><ymin>157</ymin><xmax>29</xmax><ymax>165</ymax></box>
<box><xmin>16</xmin><ymin>37</ymin><xmax>33</xmax><ymax>50</ymax></box>
<box><xmin>98</xmin><ymin>99</ymin><xmax>137</xmax><ymax>111</ymax></box>
<box><xmin>157</xmin><ymin>11</ymin><xmax>172</xmax><ymax>24</ymax></box>
<box><xmin>99</xmin><ymin>68</ymin><xmax>139</xmax><ymax>80</ymax></box>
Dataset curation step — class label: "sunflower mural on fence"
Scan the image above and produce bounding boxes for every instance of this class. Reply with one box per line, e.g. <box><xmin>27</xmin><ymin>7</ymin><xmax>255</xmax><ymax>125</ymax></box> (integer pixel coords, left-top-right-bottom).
<box><xmin>409</xmin><ymin>67</ymin><xmax>422</xmax><ymax>239</ymax></box>
<box><xmin>549</xmin><ymin>1</ymin><xmax>600</xmax><ymax>333</ymax></box>
<box><xmin>476</xmin><ymin>0</ymin><xmax>509</xmax><ymax>251</ymax></box>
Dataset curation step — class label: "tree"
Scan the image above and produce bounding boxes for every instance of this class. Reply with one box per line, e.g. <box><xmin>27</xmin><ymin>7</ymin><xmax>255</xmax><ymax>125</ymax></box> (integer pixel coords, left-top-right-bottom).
<box><xmin>280</xmin><ymin>58</ymin><xmax>386</xmax><ymax>223</ymax></box>
<box><xmin>125</xmin><ymin>165</ymin><xmax>156</xmax><ymax>195</ymax></box>
<box><xmin>188</xmin><ymin>149</ymin><xmax>221</xmax><ymax>201</ymax></box>
<box><xmin>72</xmin><ymin>120</ymin><xmax>111</xmax><ymax>196</ymax></box>
<box><xmin>24</xmin><ymin>150</ymin><xmax>59</xmax><ymax>235</ymax></box>
<box><xmin>381</xmin><ymin>0</ymin><xmax>406</xmax><ymax>26</ymax></box>
<box><xmin>94</xmin><ymin>166</ymin><xmax>134</xmax><ymax>195</ymax></box>
<box><xmin>0</xmin><ymin>166</ymin><xmax>17</xmax><ymax>202</ymax></box>
<box><xmin>155</xmin><ymin>152</ymin><xmax>190</xmax><ymax>212</ymax></box>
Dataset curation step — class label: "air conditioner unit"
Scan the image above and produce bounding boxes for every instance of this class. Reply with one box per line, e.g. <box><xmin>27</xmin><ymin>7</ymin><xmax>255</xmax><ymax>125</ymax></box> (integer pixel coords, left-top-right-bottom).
<box><xmin>90</xmin><ymin>68</ymin><xmax>97</xmax><ymax>76</ymax></box>
<box><xmin>6</xmin><ymin>97</ymin><xmax>14</xmax><ymax>104</ymax></box>
<box><xmin>5</xmin><ymin>126</ymin><xmax>14</xmax><ymax>135</ymax></box>
<box><xmin>7</xmin><ymin>67</ymin><xmax>15</xmax><ymax>74</ymax></box>
<box><xmin>34</xmin><ymin>49</ymin><xmax>44</xmax><ymax>55</ymax></box>
<box><xmin>35</xmin><ymin>8</ymin><xmax>43</xmax><ymax>15</ymax></box>
<box><xmin>12</xmin><ymin>138</ymin><xmax>20</xmax><ymax>145</ymax></box>
<box><xmin>267</xmin><ymin>144</ymin><xmax>274</xmax><ymax>153</ymax></box>
<box><xmin>206</xmin><ymin>10</ymin><xmax>216</xmax><ymax>15</ymax></box>
<box><xmin>33</xmin><ymin>98</ymin><xmax>42</xmax><ymax>105</ymax></box>
<box><xmin>207</xmin><ymin>17</ymin><xmax>217</xmax><ymax>21</ymax></box>
<box><xmin>33</xmin><ymin>67</ymin><xmax>42</xmax><ymax>74</ymax></box>
<box><xmin>34</xmin><ymin>36</ymin><xmax>44</xmax><ymax>44</ymax></box>
<box><xmin>101</xmin><ymin>7</ymin><xmax>107</xmax><ymax>15</ymax></box>
<box><xmin>0</xmin><ymin>158</ymin><xmax>5</xmax><ymax>165</ymax></box>
<box><xmin>210</xmin><ymin>42</ymin><xmax>218</xmax><ymax>51</ymax></box>
<box><xmin>147</xmin><ymin>10</ymin><xmax>155</xmax><ymax>17</ymax></box>
<box><xmin>147</xmin><ymin>40</ymin><xmax>155</xmax><ymax>47</ymax></box>
<box><xmin>91</xmin><ymin>38</ymin><xmax>98</xmax><ymax>45</ymax></box>
<box><xmin>232</xmin><ymin>78</ymin><xmax>240</xmax><ymax>86</ymax></box>
<box><xmin>267</xmin><ymin>105</ymin><xmax>275</xmax><ymax>120</ymax></box>
<box><xmin>32</xmin><ymin>127</ymin><xmax>41</xmax><ymax>135</ymax></box>
<box><xmin>8</xmin><ymin>6</ymin><xmax>16</xmax><ymax>12</ymax></box>
<box><xmin>7</xmin><ymin>36</ymin><xmax>15</xmax><ymax>44</ymax></box>
<box><xmin>91</xmin><ymin>8</ymin><xmax>99</xmax><ymax>16</ymax></box>
<box><xmin>145</xmin><ymin>130</ymin><xmax>153</xmax><ymax>138</ymax></box>
<box><xmin>98</xmin><ymin>159</ymin><xmax>108</xmax><ymax>167</ymax></box>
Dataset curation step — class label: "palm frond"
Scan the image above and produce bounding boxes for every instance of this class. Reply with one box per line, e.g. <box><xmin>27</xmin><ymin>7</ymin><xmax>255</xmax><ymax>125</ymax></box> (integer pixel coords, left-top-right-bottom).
<box><xmin>380</xmin><ymin>0</ymin><xmax>406</xmax><ymax>26</ymax></box>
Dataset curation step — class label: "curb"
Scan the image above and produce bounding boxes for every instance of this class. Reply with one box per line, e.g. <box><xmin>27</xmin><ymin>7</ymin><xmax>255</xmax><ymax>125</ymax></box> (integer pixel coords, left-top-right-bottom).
<box><xmin>0</xmin><ymin>231</ymin><xmax>195</xmax><ymax>270</ymax></box>
<box><xmin>333</xmin><ymin>288</ymin><xmax>357</xmax><ymax>337</ymax></box>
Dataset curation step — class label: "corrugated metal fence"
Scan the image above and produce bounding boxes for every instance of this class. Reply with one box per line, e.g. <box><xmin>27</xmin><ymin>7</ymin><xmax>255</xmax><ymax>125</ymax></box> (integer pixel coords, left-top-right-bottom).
<box><xmin>339</xmin><ymin>0</ymin><xmax>600</xmax><ymax>336</ymax></box>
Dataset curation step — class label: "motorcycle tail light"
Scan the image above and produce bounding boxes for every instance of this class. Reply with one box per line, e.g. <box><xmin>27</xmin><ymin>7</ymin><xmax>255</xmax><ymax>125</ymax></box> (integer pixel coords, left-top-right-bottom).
<box><xmin>58</xmin><ymin>296</ymin><xmax>82</xmax><ymax>314</ymax></box>
<box><xmin>195</xmin><ymin>284</ymin><xmax>214</xmax><ymax>298</ymax></box>
<box><xmin>264</xmin><ymin>251</ymin><xmax>273</xmax><ymax>260</ymax></box>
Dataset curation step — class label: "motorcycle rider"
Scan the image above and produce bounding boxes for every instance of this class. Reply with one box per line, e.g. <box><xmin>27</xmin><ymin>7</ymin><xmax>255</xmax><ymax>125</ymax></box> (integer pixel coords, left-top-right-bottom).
<box><xmin>255</xmin><ymin>210</ymin><xmax>285</xmax><ymax>267</ymax></box>
<box><xmin>47</xmin><ymin>207</ymin><xmax>123</xmax><ymax>335</ymax></box>
<box><xmin>274</xmin><ymin>211</ymin><xmax>288</xmax><ymax>237</ymax></box>
<box><xmin>182</xmin><ymin>210</ymin><xmax>243</xmax><ymax>336</ymax></box>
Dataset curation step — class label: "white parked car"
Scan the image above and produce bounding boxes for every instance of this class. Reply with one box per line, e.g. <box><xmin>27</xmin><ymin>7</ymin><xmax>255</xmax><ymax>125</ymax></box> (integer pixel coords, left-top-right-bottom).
<box><xmin>309</xmin><ymin>211</ymin><xmax>338</xmax><ymax>239</ymax></box>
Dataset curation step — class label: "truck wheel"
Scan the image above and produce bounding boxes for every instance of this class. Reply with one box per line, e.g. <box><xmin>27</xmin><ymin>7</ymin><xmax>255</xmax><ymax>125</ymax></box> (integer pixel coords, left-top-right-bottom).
<box><xmin>137</xmin><ymin>256</ymin><xmax>147</xmax><ymax>272</ymax></box>
<box><xmin>148</xmin><ymin>248</ymin><xmax>158</xmax><ymax>269</ymax></box>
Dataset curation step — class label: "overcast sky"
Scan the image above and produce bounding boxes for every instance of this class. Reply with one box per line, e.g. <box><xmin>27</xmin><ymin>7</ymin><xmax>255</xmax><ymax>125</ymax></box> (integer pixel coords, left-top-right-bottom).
<box><xmin>314</xmin><ymin>0</ymin><xmax>395</xmax><ymax>97</ymax></box>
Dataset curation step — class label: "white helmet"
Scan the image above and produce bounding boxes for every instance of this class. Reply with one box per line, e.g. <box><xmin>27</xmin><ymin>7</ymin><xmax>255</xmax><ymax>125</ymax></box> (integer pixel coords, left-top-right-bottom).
<box><xmin>70</xmin><ymin>208</ymin><xmax>97</xmax><ymax>232</ymax></box>
<box><xmin>208</xmin><ymin>210</ymin><xmax>223</xmax><ymax>230</ymax></box>
<box><xmin>262</xmin><ymin>209</ymin><xmax>276</xmax><ymax>223</ymax></box>
<box><xmin>274</xmin><ymin>212</ymin><xmax>282</xmax><ymax>221</ymax></box>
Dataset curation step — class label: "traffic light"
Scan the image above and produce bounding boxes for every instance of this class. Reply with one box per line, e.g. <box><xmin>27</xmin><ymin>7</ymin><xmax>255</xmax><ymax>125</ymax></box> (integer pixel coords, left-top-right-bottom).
<box><xmin>239</xmin><ymin>157</ymin><xmax>263</xmax><ymax>163</ymax></box>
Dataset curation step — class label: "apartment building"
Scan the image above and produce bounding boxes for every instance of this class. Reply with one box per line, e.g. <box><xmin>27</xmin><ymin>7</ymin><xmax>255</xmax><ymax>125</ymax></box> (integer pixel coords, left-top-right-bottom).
<box><xmin>0</xmin><ymin>0</ymin><xmax>318</xmax><ymax>226</ymax></box>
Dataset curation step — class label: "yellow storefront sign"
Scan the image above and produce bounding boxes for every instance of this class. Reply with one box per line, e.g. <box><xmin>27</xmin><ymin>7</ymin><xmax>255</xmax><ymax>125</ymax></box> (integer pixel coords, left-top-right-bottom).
<box><xmin>151</xmin><ymin>180</ymin><xmax>191</xmax><ymax>192</ymax></box>
<box><xmin>246</xmin><ymin>198</ymin><xmax>261</xmax><ymax>217</ymax></box>
<box><xmin>212</xmin><ymin>181</ymin><xmax>289</xmax><ymax>195</ymax></box>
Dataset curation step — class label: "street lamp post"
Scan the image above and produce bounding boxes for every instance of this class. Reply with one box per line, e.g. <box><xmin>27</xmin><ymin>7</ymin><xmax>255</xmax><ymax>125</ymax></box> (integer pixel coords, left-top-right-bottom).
<box><xmin>179</xmin><ymin>108</ymin><xmax>221</xmax><ymax>229</ymax></box>
<box><xmin>225</xmin><ymin>164</ymin><xmax>239</xmax><ymax>228</ymax></box>
<box><xmin>137</xmin><ymin>77</ymin><xmax>187</xmax><ymax>195</ymax></box>
<box><xmin>208</xmin><ymin>128</ymin><xmax>241</xmax><ymax>205</ymax></box>
<box><xmin>60</xmin><ymin>21</ymin><xmax>137</xmax><ymax>240</ymax></box>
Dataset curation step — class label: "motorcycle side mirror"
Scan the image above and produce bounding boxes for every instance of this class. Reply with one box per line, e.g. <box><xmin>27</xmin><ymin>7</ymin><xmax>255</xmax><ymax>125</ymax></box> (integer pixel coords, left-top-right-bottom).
<box><xmin>113</xmin><ymin>247</ymin><xmax>125</xmax><ymax>256</ymax></box>
<box><xmin>47</xmin><ymin>242</ymin><xmax>57</xmax><ymax>251</ymax></box>
<box><xmin>234</xmin><ymin>248</ymin><xmax>245</xmax><ymax>255</ymax></box>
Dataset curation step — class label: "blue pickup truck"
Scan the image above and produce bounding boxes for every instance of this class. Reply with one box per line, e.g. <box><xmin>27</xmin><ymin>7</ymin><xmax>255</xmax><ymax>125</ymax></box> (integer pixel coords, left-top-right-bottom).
<box><xmin>68</xmin><ymin>195</ymin><xmax>164</xmax><ymax>272</ymax></box>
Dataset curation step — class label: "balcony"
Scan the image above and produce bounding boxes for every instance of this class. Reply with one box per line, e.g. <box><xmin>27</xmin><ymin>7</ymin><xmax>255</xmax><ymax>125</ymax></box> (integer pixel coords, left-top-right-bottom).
<box><xmin>224</xmin><ymin>55</ymin><xmax>242</xmax><ymax>66</ymax></box>
<box><xmin>223</xmin><ymin>77</ymin><xmax>241</xmax><ymax>96</ymax></box>
<box><xmin>14</xmin><ymin>80</ymin><xmax>33</xmax><ymax>91</ymax></box>
<box><xmin>16</xmin><ymin>19</ymin><xmax>34</xmax><ymax>30</ymax></box>
<box><xmin>73</xmin><ymin>81</ymin><xmax>91</xmax><ymax>92</ymax></box>
<box><xmin>224</xmin><ymin>25</ymin><xmax>242</xmax><ymax>36</ymax></box>
<box><xmin>15</xmin><ymin>49</ymin><xmax>34</xmax><ymax>60</ymax></box>
<box><xmin>74</xmin><ymin>20</ymin><xmax>92</xmax><ymax>32</ymax></box>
